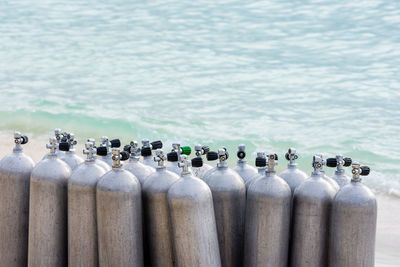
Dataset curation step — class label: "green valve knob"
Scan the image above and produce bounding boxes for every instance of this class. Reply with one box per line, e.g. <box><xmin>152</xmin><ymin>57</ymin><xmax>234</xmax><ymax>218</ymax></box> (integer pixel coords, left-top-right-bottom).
<box><xmin>181</xmin><ymin>146</ymin><xmax>191</xmax><ymax>155</ymax></box>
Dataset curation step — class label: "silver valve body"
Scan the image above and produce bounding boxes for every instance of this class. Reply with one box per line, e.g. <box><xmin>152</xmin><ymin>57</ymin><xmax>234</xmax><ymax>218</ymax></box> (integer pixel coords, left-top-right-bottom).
<box><xmin>111</xmin><ymin>148</ymin><xmax>129</xmax><ymax>169</ymax></box>
<box><xmin>154</xmin><ymin>149</ymin><xmax>167</xmax><ymax>168</ymax></box>
<box><xmin>312</xmin><ymin>154</ymin><xmax>326</xmax><ymax>174</ymax></box>
<box><xmin>266</xmin><ymin>153</ymin><xmax>278</xmax><ymax>173</ymax></box>
<box><xmin>63</xmin><ymin>133</ymin><xmax>77</xmax><ymax>150</ymax></box>
<box><xmin>13</xmin><ymin>131</ymin><xmax>28</xmax><ymax>151</ymax></box>
<box><xmin>46</xmin><ymin>137</ymin><xmax>59</xmax><ymax>155</ymax></box>
<box><xmin>129</xmin><ymin>141</ymin><xmax>141</xmax><ymax>158</ymax></box>
<box><xmin>54</xmin><ymin>128</ymin><xmax>63</xmax><ymax>142</ymax></box>
<box><xmin>83</xmin><ymin>142</ymin><xmax>96</xmax><ymax>161</ymax></box>
<box><xmin>217</xmin><ymin>148</ymin><xmax>228</xmax><ymax>167</ymax></box>
<box><xmin>351</xmin><ymin>162</ymin><xmax>370</xmax><ymax>182</ymax></box>
<box><xmin>194</xmin><ymin>144</ymin><xmax>209</xmax><ymax>157</ymax></box>
<box><xmin>178</xmin><ymin>155</ymin><xmax>191</xmax><ymax>176</ymax></box>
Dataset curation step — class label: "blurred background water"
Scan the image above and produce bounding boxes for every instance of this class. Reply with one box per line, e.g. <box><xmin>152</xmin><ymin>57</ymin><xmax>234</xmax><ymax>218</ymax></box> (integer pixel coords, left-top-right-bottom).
<box><xmin>0</xmin><ymin>0</ymin><xmax>399</xmax><ymax>197</ymax></box>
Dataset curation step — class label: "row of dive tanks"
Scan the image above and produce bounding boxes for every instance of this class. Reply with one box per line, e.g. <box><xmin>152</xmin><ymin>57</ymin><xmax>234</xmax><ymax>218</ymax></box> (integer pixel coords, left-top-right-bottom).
<box><xmin>0</xmin><ymin>129</ymin><xmax>376</xmax><ymax>267</ymax></box>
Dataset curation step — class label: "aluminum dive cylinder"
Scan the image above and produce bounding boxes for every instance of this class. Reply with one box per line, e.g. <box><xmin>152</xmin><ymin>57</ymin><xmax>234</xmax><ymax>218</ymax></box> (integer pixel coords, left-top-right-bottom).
<box><xmin>278</xmin><ymin>148</ymin><xmax>308</xmax><ymax>194</ymax></box>
<box><xmin>316</xmin><ymin>153</ymin><xmax>340</xmax><ymax>192</ymax></box>
<box><xmin>0</xmin><ymin>132</ymin><xmax>34</xmax><ymax>266</ymax></box>
<box><xmin>167</xmin><ymin>155</ymin><xmax>221</xmax><ymax>267</ymax></box>
<box><xmin>326</xmin><ymin>154</ymin><xmax>352</xmax><ymax>188</ymax></box>
<box><xmin>97</xmin><ymin>136</ymin><xmax>121</xmax><ymax>166</ymax></box>
<box><xmin>141</xmin><ymin>139</ymin><xmax>163</xmax><ymax>168</ymax></box>
<box><xmin>233</xmin><ymin>144</ymin><xmax>257</xmax><ymax>184</ymax></box>
<box><xmin>203</xmin><ymin>148</ymin><xmax>246</xmax><ymax>267</ymax></box>
<box><xmin>97</xmin><ymin>148</ymin><xmax>143</xmax><ymax>266</ymax></box>
<box><xmin>290</xmin><ymin>154</ymin><xmax>337</xmax><ymax>267</ymax></box>
<box><xmin>28</xmin><ymin>137</ymin><xmax>72</xmax><ymax>266</ymax></box>
<box><xmin>124</xmin><ymin>141</ymin><xmax>155</xmax><ymax>186</ymax></box>
<box><xmin>191</xmin><ymin>144</ymin><xmax>213</xmax><ymax>178</ymax></box>
<box><xmin>244</xmin><ymin>151</ymin><xmax>266</xmax><ymax>189</ymax></box>
<box><xmin>329</xmin><ymin>162</ymin><xmax>376</xmax><ymax>267</ymax></box>
<box><xmin>86</xmin><ymin>138</ymin><xmax>111</xmax><ymax>172</ymax></box>
<box><xmin>58</xmin><ymin>133</ymin><xmax>83</xmax><ymax>170</ymax></box>
<box><xmin>244</xmin><ymin>153</ymin><xmax>291</xmax><ymax>267</ymax></box>
<box><xmin>142</xmin><ymin>149</ymin><xmax>179</xmax><ymax>267</ymax></box>
<box><xmin>68</xmin><ymin>141</ymin><xmax>108</xmax><ymax>267</ymax></box>
<box><xmin>167</xmin><ymin>142</ymin><xmax>192</xmax><ymax>175</ymax></box>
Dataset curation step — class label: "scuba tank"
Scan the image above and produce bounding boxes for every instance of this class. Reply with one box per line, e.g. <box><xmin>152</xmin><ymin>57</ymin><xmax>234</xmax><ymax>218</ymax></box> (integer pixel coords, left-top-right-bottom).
<box><xmin>203</xmin><ymin>148</ymin><xmax>246</xmax><ymax>267</ymax></box>
<box><xmin>141</xmin><ymin>139</ymin><xmax>163</xmax><ymax>168</ymax></box>
<box><xmin>142</xmin><ymin>149</ymin><xmax>179</xmax><ymax>267</ymax></box>
<box><xmin>97</xmin><ymin>148</ymin><xmax>143</xmax><ymax>266</ymax></box>
<box><xmin>124</xmin><ymin>141</ymin><xmax>155</xmax><ymax>186</ymax></box>
<box><xmin>316</xmin><ymin>153</ymin><xmax>340</xmax><ymax>192</ymax></box>
<box><xmin>329</xmin><ymin>162</ymin><xmax>376</xmax><ymax>267</ymax></box>
<box><xmin>68</xmin><ymin>141</ymin><xmax>108</xmax><ymax>267</ymax></box>
<box><xmin>28</xmin><ymin>137</ymin><xmax>72</xmax><ymax>266</ymax></box>
<box><xmin>97</xmin><ymin>136</ymin><xmax>121</xmax><ymax>166</ymax></box>
<box><xmin>167</xmin><ymin>155</ymin><xmax>221</xmax><ymax>267</ymax></box>
<box><xmin>0</xmin><ymin>132</ymin><xmax>34</xmax><ymax>266</ymax></box>
<box><xmin>233</xmin><ymin>144</ymin><xmax>257</xmax><ymax>183</ymax></box>
<box><xmin>326</xmin><ymin>154</ymin><xmax>352</xmax><ymax>188</ymax></box>
<box><xmin>167</xmin><ymin>142</ymin><xmax>191</xmax><ymax>175</ymax></box>
<box><xmin>58</xmin><ymin>133</ymin><xmax>83</xmax><ymax>170</ymax></box>
<box><xmin>278</xmin><ymin>148</ymin><xmax>308</xmax><ymax>194</ymax></box>
<box><xmin>85</xmin><ymin>138</ymin><xmax>111</xmax><ymax>172</ymax></box>
<box><xmin>244</xmin><ymin>153</ymin><xmax>291</xmax><ymax>267</ymax></box>
<box><xmin>290</xmin><ymin>154</ymin><xmax>337</xmax><ymax>267</ymax></box>
<box><xmin>245</xmin><ymin>151</ymin><xmax>266</xmax><ymax>189</ymax></box>
<box><xmin>191</xmin><ymin>144</ymin><xmax>213</xmax><ymax>179</ymax></box>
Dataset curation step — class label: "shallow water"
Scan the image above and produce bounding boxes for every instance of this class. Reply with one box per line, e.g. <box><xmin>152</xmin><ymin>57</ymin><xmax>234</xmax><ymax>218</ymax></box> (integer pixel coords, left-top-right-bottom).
<box><xmin>0</xmin><ymin>0</ymin><xmax>399</xmax><ymax>197</ymax></box>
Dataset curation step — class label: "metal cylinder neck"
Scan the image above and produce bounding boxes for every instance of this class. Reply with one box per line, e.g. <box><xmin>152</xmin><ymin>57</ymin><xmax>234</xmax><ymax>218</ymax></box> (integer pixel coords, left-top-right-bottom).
<box><xmin>111</xmin><ymin>149</ymin><xmax>122</xmax><ymax>169</ymax></box>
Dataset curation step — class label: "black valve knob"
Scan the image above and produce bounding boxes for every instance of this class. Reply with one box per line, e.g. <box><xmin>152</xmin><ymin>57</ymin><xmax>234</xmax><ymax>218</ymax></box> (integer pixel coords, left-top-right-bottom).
<box><xmin>21</xmin><ymin>135</ymin><xmax>29</xmax><ymax>144</ymax></box>
<box><xmin>123</xmin><ymin>145</ymin><xmax>131</xmax><ymax>153</ymax></box>
<box><xmin>237</xmin><ymin>151</ymin><xmax>246</xmax><ymax>159</ymax></box>
<box><xmin>343</xmin><ymin>157</ymin><xmax>352</xmax><ymax>167</ymax></box>
<box><xmin>206</xmin><ymin>151</ymin><xmax>218</xmax><ymax>161</ymax></box>
<box><xmin>151</xmin><ymin>140</ymin><xmax>163</xmax><ymax>149</ymax></box>
<box><xmin>360</xmin><ymin>166</ymin><xmax>370</xmax><ymax>176</ymax></box>
<box><xmin>59</xmin><ymin>142</ymin><xmax>70</xmax><ymax>152</ymax></box>
<box><xmin>285</xmin><ymin>152</ymin><xmax>290</xmax><ymax>161</ymax></box>
<box><xmin>110</xmin><ymin>139</ymin><xmax>121</xmax><ymax>148</ymax></box>
<box><xmin>326</xmin><ymin>158</ymin><xmax>338</xmax><ymax>167</ymax></box>
<box><xmin>167</xmin><ymin>151</ymin><xmax>178</xmax><ymax>162</ymax></box>
<box><xmin>191</xmin><ymin>157</ymin><xmax>203</xmax><ymax>167</ymax></box>
<box><xmin>255</xmin><ymin>157</ymin><xmax>267</xmax><ymax>167</ymax></box>
<box><xmin>120</xmin><ymin>151</ymin><xmax>130</xmax><ymax>161</ymax></box>
<box><xmin>141</xmin><ymin>147</ymin><xmax>152</xmax><ymax>157</ymax></box>
<box><xmin>96</xmin><ymin>146</ymin><xmax>108</xmax><ymax>156</ymax></box>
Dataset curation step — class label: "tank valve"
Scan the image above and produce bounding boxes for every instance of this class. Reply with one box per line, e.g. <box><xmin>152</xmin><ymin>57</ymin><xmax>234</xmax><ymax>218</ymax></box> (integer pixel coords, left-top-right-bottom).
<box><xmin>83</xmin><ymin>142</ymin><xmax>97</xmax><ymax>161</ymax></box>
<box><xmin>351</xmin><ymin>162</ymin><xmax>370</xmax><ymax>182</ymax></box>
<box><xmin>312</xmin><ymin>154</ymin><xmax>326</xmax><ymax>174</ymax></box>
<box><xmin>46</xmin><ymin>137</ymin><xmax>60</xmax><ymax>155</ymax></box>
<box><xmin>195</xmin><ymin>144</ymin><xmax>209</xmax><ymax>157</ymax></box>
<box><xmin>111</xmin><ymin>148</ymin><xmax>129</xmax><ymax>169</ymax></box>
<box><xmin>237</xmin><ymin>144</ymin><xmax>246</xmax><ymax>161</ymax></box>
<box><xmin>255</xmin><ymin>151</ymin><xmax>267</xmax><ymax>167</ymax></box>
<box><xmin>206</xmin><ymin>148</ymin><xmax>228</xmax><ymax>167</ymax></box>
<box><xmin>63</xmin><ymin>133</ymin><xmax>78</xmax><ymax>150</ymax></box>
<box><xmin>178</xmin><ymin>155</ymin><xmax>192</xmax><ymax>176</ymax></box>
<box><xmin>13</xmin><ymin>131</ymin><xmax>29</xmax><ymax>151</ymax></box>
<box><xmin>285</xmin><ymin>148</ymin><xmax>298</xmax><ymax>165</ymax></box>
<box><xmin>125</xmin><ymin>141</ymin><xmax>141</xmax><ymax>158</ymax></box>
<box><xmin>141</xmin><ymin>139</ymin><xmax>163</xmax><ymax>157</ymax></box>
<box><xmin>266</xmin><ymin>153</ymin><xmax>278</xmax><ymax>173</ymax></box>
<box><xmin>154</xmin><ymin>149</ymin><xmax>167</xmax><ymax>167</ymax></box>
<box><xmin>54</xmin><ymin>128</ymin><xmax>63</xmax><ymax>143</ymax></box>
<box><xmin>326</xmin><ymin>155</ymin><xmax>352</xmax><ymax>173</ymax></box>
<box><xmin>191</xmin><ymin>157</ymin><xmax>203</xmax><ymax>168</ymax></box>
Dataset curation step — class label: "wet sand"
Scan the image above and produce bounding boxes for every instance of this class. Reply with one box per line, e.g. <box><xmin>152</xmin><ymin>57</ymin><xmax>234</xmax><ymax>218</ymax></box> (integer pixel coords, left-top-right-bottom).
<box><xmin>0</xmin><ymin>135</ymin><xmax>399</xmax><ymax>266</ymax></box>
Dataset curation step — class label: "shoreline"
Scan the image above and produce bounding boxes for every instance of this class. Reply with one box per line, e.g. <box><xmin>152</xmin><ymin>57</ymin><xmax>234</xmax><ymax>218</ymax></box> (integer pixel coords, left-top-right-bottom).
<box><xmin>0</xmin><ymin>135</ymin><xmax>399</xmax><ymax>266</ymax></box>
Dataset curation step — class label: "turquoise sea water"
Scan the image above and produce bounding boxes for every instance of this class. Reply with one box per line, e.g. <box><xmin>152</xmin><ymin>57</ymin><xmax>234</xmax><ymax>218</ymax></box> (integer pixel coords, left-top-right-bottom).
<box><xmin>0</xmin><ymin>0</ymin><xmax>399</xmax><ymax>195</ymax></box>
